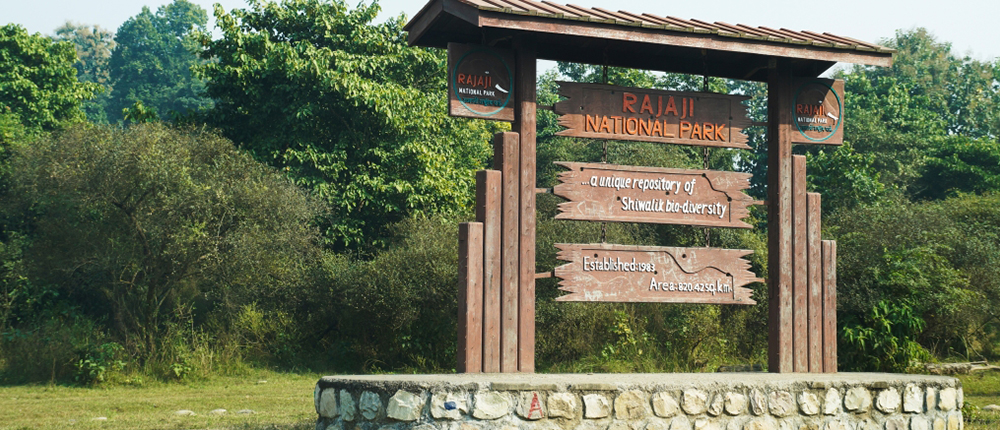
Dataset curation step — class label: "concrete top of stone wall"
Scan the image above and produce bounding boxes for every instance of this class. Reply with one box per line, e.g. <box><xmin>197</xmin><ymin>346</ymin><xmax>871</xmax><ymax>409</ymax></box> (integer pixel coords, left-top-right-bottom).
<box><xmin>317</xmin><ymin>372</ymin><xmax>959</xmax><ymax>393</ymax></box>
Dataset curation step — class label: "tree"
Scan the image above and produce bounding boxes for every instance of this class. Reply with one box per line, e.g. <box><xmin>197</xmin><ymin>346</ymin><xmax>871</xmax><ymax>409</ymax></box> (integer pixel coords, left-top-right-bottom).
<box><xmin>53</xmin><ymin>23</ymin><xmax>114</xmax><ymax>87</ymax></box>
<box><xmin>0</xmin><ymin>24</ymin><xmax>96</xmax><ymax>137</ymax></box>
<box><xmin>53</xmin><ymin>22</ymin><xmax>115</xmax><ymax>123</ymax></box>
<box><xmin>197</xmin><ymin>0</ymin><xmax>500</xmax><ymax>249</ymax></box>
<box><xmin>3</xmin><ymin>123</ymin><xmax>323</xmax><ymax>355</ymax></box>
<box><xmin>107</xmin><ymin>0</ymin><xmax>212</xmax><ymax>122</ymax></box>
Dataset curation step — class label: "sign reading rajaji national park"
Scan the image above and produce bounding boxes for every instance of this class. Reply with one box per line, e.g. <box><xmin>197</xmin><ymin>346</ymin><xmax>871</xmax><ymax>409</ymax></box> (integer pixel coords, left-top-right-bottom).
<box><xmin>791</xmin><ymin>78</ymin><xmax>844</xmax><ymax>145</ymax></box>
<box><xmin>554</xmin><ymin>82</ymin><xmax>752</xmax><ymax>149</ymax></box>
<box><xmin>553</xmin><ymin>162</ymin><xmax>756</xmax><ymax>229</ymax></box>
<box><xmin>554</xmin><ymin>243</ymin><xmax>759</xmax><ymax>304</ymax></box>
<box><xmin>447</xmin><ymin>43</ymin><xmax>515</xmax><ymax>122</ymax></box>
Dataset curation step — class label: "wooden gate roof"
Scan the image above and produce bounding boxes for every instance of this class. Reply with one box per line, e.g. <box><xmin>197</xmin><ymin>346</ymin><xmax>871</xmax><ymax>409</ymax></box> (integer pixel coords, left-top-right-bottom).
<box><xmin>404</xmin><ymin>0</ymin><xmax>894</xmax><ymax>81</ymax></box>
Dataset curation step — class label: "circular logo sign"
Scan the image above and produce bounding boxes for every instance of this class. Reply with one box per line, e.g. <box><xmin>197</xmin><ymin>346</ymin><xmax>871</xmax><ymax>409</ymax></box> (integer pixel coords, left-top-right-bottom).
<box><xmin>451</xmin><ymin>47</ymin><xmax>513</xmax><ymax>117</ymax></box>
<box><xmin>793</xmin><ymin>81</ymin><xmax>842</xmax><ymax>142</ymax></box>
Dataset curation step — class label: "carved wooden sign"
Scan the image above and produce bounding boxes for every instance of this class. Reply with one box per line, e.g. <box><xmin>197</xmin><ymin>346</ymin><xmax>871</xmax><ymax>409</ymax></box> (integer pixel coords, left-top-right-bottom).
<box><xmin>447</xmin><ymin>43</ymin><xmax>515</xmax><ymax>121</ymax></box>
<box><xmin>791</xmin><ymin>78</ymin><xmax>844</xmax><ymax>145</ymax></box>
<box><xmin>554</xmin><ymin>243</ymin><xmax>759</xmax><ymax>304</ymax></box>
<box><xmin>554</xmin><ymin>82</ymin><xmax>752</xmax><ymax>149</ymax></box>
<box><xmin>553</xmin><ymin>162</ymin><xmax>756</xmax><ymax>229</ymax></box>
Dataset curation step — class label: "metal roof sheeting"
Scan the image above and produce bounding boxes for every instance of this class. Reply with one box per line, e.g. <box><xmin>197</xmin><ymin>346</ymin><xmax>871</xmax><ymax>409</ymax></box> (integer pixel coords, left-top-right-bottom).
<box><xmin>454</xmin><ymin>0</ymin><xmax>895</xmax><ymax>54</ymax></box>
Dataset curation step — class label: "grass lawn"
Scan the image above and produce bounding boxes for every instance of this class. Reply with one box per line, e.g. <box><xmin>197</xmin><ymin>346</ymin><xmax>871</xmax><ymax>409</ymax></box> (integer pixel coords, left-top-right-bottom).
<box><xmin>0</xmin><ymin>370</ymin><xmax>321</xmax><ymax>430</ymax></box>
<box><xmin>957</xmin><ymin>371</ymin><xmax>1000</xmax><ymax>430</ymax></box>
<box><xmin>2</xmin><ymin>370</ymin><xmax>998</xmax><ymax>429</ymax></box>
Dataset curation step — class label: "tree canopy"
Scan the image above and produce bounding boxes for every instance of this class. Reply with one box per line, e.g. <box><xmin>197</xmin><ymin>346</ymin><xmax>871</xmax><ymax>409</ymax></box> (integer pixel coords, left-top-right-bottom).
<box><xmin>0</xmin><ymin>24</ymin><xmax>96</xmax><ymax>137</ymax></box>
<box><xmin>197</xmin><ymin>0</ymin><xmax>500</xmax><ymax>249</ymax></box>
<box><xmin>106</xmin><ymin>0</ymin><xmax>213</xmax><ymax>122</ymax></box>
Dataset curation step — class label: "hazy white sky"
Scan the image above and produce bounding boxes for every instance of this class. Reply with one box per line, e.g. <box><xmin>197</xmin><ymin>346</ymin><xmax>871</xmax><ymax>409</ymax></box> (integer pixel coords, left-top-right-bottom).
<box><xmin>4</xmin><ymin>0</ymin><xmax>999</xmax><ymax>63</ymax></box>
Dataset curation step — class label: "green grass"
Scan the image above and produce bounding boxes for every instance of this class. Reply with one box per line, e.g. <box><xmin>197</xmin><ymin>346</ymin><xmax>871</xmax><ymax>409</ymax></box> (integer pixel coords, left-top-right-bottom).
<box><xmin>0</xmin><ymin>370</ymin><xmax>321</xmax><ymax>430</ymax></box>
<box><xmin>957</xmin><ymin>372</ymin><xmax>1000</xmax><ymax>430</ymax></box>
<box><xmin>1</xmin><ymin>369</ymin><xmax>997</xmax><ymax>429</ymax></box>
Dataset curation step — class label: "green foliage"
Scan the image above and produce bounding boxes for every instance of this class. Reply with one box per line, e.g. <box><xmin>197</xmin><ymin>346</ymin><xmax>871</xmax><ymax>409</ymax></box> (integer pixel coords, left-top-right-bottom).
<box><xmin>53</xmin><ymin>22</ymin><xmax>115</xmax><ymax>123</ymax></box>
<box><xmin>0</xmin><ymin>24</ymin><xmax>97</xmax><ymax>133</ymax></box>
<box><xmin>840</xmin><ymin>301</ymin><xmax>930</xmax><ymax>372</ymax></box>
<box><xmin>197</xmin><ymin>0</ymin><xmax>500</xmax><ymax>249</ymax></box>
<box><xmin>829</xmin><ymin>193</ymin><xmax>1000</xmax><ymax>361</ymax></box>
<box><xmin>2</xmin><ymin>123</ymin><xmax>323</xmax><ymax>371</ymax></box>
<box><xmin>121</xmin><ymin>99</ymin><xmax>158</xmax><ymax>124</ymax></box>
<box><xmin>74</xmin><ymin>342</ymin><xmax>126</xmax><ymax>385</ymax></box>
<box><xmin>915</xmin><ymin>136</ymin><xmax>1000</xmax><ymax>199</ymax></box>
<box><xmin>805</xmin><ymin>142</ymin><xmax>887</xmax><ymax>211</ymax></box>
<box><xmin>329</xmin><ymin>216</ymin><xmax>461</xmax><ymax>372</ymax></box>
<box><xmin>107</xmin><ymin>0</ymin><xmax>213</xmax><ymax>122</ymax></box>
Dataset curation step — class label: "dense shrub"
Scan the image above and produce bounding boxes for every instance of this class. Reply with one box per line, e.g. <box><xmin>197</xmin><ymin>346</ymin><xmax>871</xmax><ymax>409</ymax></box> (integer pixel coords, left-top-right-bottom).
<box><xmin>0</xmin><ymin>123</ymin><xmax>325</xmax><ymax>382</ymax></box>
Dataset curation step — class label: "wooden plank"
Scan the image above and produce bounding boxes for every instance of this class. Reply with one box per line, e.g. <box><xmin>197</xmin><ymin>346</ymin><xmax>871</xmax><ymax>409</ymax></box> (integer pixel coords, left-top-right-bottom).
<box><xmin>447</xmin><ymin>43</ymin><xmax>516</xmax><ymax>122</ymax></box>
<box><xmin>495</xmin><ymin>131</ymin><xmax>520</xmax><ymax>373</ymax></box>
<box><xmin>515</xmin><ymin>43</ymin><xmax>537</xmax><ymax>373</ymax></box>
<box><xmin>791</xmin><ymin>78</ymin><xmax>844</xmax><ymax>145</ymax></box>
<box><xmin>457</xmin><ymin>222</ymin><xmax>484</xmax><ymax>373</ymax></box>
<box><xmin>553</xmin><ymin>82</ymin><xmax>752</xmax><ymax>149</ymax></box>
<box><xmin>473</xmin><ymin>14</ymin><xmax>894</xmax><ymax>69</ymax></box>
<box><xmin>477</xmin><ymin>169</ymin><xmax>502</xmax><ymax>372</ymax></box>
<box><xmin>553</xmin><ymin>243</ymin><xmax>759</xmax><ymax>304</ymax></box>
<box><xmin>792</xmin><ymin>154</ymin><xmax>807</xmax><ymax>372</ymax></box>
<box><xmin>807</xmin><ymin>192</ymin><xmax>823</xmax><ymax>373</ymax></box>
<box><xmin>767</xmin><ymin>60</ymin><xmax>794</xmax><ymax>373</ymax></box>
<box><xmin>552</xmin><ymin>161</ymin><xmax>755</xmax><ymax>229</ymax></box>
<box><xmin>822</xmin><ymin>240</ymin><xmax>838</xmax><ymax>373</ymax></box>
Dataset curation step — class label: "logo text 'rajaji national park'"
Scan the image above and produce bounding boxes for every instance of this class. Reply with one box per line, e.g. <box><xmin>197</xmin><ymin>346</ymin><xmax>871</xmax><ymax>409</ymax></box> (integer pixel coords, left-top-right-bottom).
<box><xmin>447</xmin><ymin>43</ymin><xmax>515</xmax><ymax>122</ymax></box>
<box><xmin>792</xmin><ymin>79</ymin><xmax>844</xmax><ymax>144</ymax></box>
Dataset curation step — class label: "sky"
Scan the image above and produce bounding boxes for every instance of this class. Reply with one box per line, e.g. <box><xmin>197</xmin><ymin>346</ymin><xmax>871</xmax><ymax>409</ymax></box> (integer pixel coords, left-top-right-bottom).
<box><xmin>4</xmin><ymin>0</ymin><xmax>999</xmax><ymax>65</ymax></box>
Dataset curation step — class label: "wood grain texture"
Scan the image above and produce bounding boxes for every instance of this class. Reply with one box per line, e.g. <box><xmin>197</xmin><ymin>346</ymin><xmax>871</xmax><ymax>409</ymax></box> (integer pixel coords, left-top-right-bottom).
<box><xmin>495</xmin><ymin>131</ymin><xmax>520</xmax><ymax>373</ymax></box>
<box><xmin>553</xmin><ymin>161</ymin><xmax>755</xmax><ymax>229</ymax></box>
<box><xmin>822</xmin><ymin>240</ymin><xmax>838</xmax><ymax>373</ymax></box>
<box><xmin>792</xmin><ymin>154</ymin><xmax>807</xmax><ymax>372</ymax></box>
<box><xmin>767</xmin><ymin>60</ymin><xmax>794</xmax><ymax>373</ymax></box>
<box><xmin>554</xmin><ymin>82</ymin><xmax>752</xmax><ymax>149</ymax></box>
<box><xmin>554</xmin><ymin>243</ymin><xmax>759</xmax><ymax>305</ymax></box>
<box><xmin>515</xmin><ymin>43</ymin><xmax>536</xmax><ymax>373</ymax></box>
<box><xmin>476</xmin><ymin>169</ymin><xmax>502</xmax><ymax>372</ymax></box>
<box><xmin>457</xmin><ymin>222</ymin><xmax>483</xmax><ymax>373</ymax></box>
<box><xmin>807</xmin><ymin>192</ymin><xmax>822</xmax><ymax>372</ymax></box>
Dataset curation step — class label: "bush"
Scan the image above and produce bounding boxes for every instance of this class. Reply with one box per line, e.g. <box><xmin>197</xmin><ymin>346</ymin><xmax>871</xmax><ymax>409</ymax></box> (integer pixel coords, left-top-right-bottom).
<box><xmin>1</xmin><ymin>123</ymin><xmax>325</xmax><ymax>382</ymax></box>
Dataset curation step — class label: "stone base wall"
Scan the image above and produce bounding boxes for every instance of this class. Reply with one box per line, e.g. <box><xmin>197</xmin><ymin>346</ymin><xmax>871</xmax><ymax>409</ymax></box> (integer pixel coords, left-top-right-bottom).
<box><xmin>314</xmin><ymin>373</ymin><xmax>962</xmax><ymax>430</ymax></box>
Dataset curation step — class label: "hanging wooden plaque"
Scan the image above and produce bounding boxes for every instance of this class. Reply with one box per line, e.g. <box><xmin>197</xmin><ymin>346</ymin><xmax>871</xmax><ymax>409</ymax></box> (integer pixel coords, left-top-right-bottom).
<box><xmin>790</xmin><ymin>78</ymin><xmax>844</xmax><ymax>145</ymax></box>
<box><xmin>447</xmin><ymin>43</ymin><xmax>515</xmax><ymax>121</ymax></box>
<box><xmin>553</xmin><ymin>162</ymin><xmax>756</xmax><ymax>229</ymax></box>
<box><xmin>554</xmin><ymin>82</ymin><xmax>752</xmax><ymax>149</ymax></box>
<box><xmin>554</xmin><ymin>243</ymin><xmax>759</xmax><ymax>304</ymax></box>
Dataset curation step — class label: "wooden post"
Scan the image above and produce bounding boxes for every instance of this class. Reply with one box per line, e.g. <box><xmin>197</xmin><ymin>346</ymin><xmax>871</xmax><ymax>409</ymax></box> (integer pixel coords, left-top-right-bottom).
<box><xmin>514</xmin><ymin>41</ymin><xmax>537</xmax><ymax>373</ymax></box>
<box><xmin>767</xmin><ymin>59</ymin><xmax>794</xmax><ymax>373</ymax></box>
<box><xmin>458</xmin><ymin>222</ymin><xmax>483</xmax><ymax>373</ymax></box>
<box><xmin>807</xmin><ymin>192</ymin><xmax>823</xmax><ymax>372</ymax></box>
<box><xmin>792</xmin><ymin>154</ymin><xmax>807</xmax><ymax>372</ymax></box>
<box><xmin>494</xmin><ymin>131</ymin><xmax>520</xmax><ymax>373</ymax></box>
<box><xmin>822</xmin><ymin>240</ymin><xmax>838</xmax><ymax>373</ymax></box>
<box><xmin>477</xmin><ymin>170</ymin><xmax>502</xmax><ymax>372</ymax></box>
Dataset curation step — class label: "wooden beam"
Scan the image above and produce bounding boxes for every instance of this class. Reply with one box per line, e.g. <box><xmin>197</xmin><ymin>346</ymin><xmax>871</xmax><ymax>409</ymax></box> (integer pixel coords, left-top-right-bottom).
<box><xmin>457</xmin><ymin>222</ymin><xmax>483</xmax><ymax>373</ymax></box>
<box><xmin>404</xmin><ymin>0</ymin><xmax>443</xmax><ymax>46</ymax></box>
<box><xmin>767</xmin><ymin>59</ymin><xmax>794</xmax><ymax>373</ymax></box>
<box><xmin>822</xmin><ymin>240</ymin><xmax>838</xmax><ymax>373</ymax></box>
<box><xmin>476</xmin><ymin>14</ymin><xmax>893</xmax><ymax>67</ymax></box>
<box><xmin>792</xmin><ymin>154</ymin><xmax>807</xmax><ymax>372</ymax></box>
<box><xmin>494</xmin><ymin>131</ymin><xmax>520</xmax><ymax>373</ymax></box>
<box><xmin>807</xmin><ymin>192</ymin><xmax>823</xmax><ymax>372</ymax></box>
<box><xmin>514</xmin><ymin>41</ymin><xmax>537</xmax><ymax>373</ymax></box>
<box><xmin>476</xmin><ymin>170</ymin><xmax>502</xmax><ymax>372</ymax></box>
